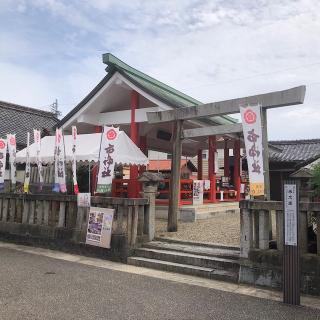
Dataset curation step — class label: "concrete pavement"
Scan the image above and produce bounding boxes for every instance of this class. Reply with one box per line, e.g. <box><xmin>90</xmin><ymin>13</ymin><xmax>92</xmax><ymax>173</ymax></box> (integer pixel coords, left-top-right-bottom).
<box><xmin>0</xmin><ymin>242</ymin><xmax>319</xmax><ymax>320</ymax></box>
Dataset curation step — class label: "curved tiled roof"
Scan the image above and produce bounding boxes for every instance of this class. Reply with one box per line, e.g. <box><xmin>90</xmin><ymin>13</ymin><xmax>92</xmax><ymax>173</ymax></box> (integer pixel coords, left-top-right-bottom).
<box><xmin>269</xmin><ymin>139</ymin><xmax>320</xmax><ymax>163</ymax></box>
<box><xmin>0</xmin><ymin>100</ymin><xmax>58</xmax><ymax>150</ymax></box>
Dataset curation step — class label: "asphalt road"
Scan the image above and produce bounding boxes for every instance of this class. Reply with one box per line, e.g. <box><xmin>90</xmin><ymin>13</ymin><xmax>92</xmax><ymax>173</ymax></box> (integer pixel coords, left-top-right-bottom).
<box><xmin>0</xmin><ymin>247</ymin><xmax>319</xmax><ymax>320</ymax></box>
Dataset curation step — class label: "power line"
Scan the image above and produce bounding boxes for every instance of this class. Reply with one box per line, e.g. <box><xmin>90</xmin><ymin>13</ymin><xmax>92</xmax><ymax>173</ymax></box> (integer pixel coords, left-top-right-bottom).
<box><xmin>184</xmin><ymin>61</ymin><xmax>320</xmax><ymax>90</ymax></box>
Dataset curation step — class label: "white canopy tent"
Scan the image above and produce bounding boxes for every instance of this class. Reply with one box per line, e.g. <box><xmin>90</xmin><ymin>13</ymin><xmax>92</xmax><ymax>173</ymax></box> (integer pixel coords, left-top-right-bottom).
<box><xmin>16</xmin><ymin>132</ymin><xmax>149</xmax><ymax>166</ymax></box>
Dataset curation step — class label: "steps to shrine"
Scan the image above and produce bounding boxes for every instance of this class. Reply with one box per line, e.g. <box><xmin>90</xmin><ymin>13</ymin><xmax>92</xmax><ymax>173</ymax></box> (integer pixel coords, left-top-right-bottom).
<box><xmin>127</xmin><ymin>239</ymin><xmax>240</xmax><ymax>283</ymax></box>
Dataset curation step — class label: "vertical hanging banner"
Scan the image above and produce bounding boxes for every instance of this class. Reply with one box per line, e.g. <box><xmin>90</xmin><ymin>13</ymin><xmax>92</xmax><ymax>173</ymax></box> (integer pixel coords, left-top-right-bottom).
<box><xmin>71</xmin><ymin>126</ymin><xmax>79</xmax><ymax>194</ymax></box>
<box><xmin>24</xmin><ymin>132</ymin><xmax>31</xmax><ymax>193</ymax></box>
<box><xmin>54</xmin><ymin>128</ymin><xmax>66</xmax><ymax>193</ymax></box>
<box><xmin>53</xmin><ymin>128</ymin><xmax>60</xmax><ymax>192</ymax></box>
<box><xmin>96</xmin><ymin>126</ymin><xmax>120</xmax><ymax>193</ymax></box>
<box><xmin>7</xmin><ymin>134</ymin><xmax>17</xmax><ymax>188</ymax></box>
<box><xmin>193</xmin><ymin>180</ymin><xmax>203</xmax><ymax>205</ymax></box>
<box><xmin>240</xmin><ymin>105</ymin><xmax>264</xmax><ymax>196</ymax></box>
<box><xmin>34</xmin><ymin>129</ymin><xmax>44</xmax><ymax>190</ymax></box>
<box><xmin>0</xmin><ymin>138</ymin><xmax>7</xmax><ymax>191</ymax></box>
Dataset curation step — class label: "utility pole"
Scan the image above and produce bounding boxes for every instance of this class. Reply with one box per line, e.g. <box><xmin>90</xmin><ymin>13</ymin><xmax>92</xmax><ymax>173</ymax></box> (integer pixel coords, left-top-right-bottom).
<box><xmin>50</xmin><ymin>99</ymin><xmax>61</xmax><ymax>118</ymax></box>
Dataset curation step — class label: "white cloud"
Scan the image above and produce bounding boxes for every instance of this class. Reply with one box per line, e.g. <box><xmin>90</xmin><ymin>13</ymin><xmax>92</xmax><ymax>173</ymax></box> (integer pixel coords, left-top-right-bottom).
<box><xmin>1</xmin><ymin>0</ymin><xmax>320</xmax><ymax>139</ymax></box>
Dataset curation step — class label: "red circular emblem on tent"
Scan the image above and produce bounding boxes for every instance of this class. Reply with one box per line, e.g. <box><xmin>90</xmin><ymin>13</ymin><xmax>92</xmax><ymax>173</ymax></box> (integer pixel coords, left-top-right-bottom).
<box><xmin>106</xmin><ymin>129</ymin><xmax>117</xmax><ymax>140</ymax></box>
<box><xmin>9</xmin><ymin>136</ymin><xmax>16</xmax><ymax>145</ymax></box>
<box><xmin>244</xmin><ymin>109</ymin><xmax>257</xmax><ymax>124</ymax></box>
<box><xmin>0</xmin><ymin>141</ymin><xmax>5</xmax><ymax>149</ymax></box>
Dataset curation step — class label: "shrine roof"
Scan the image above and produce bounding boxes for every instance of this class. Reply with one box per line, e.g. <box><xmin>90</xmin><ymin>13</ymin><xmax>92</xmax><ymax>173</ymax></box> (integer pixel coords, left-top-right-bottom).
<box><xmin>0</xmin><ymin>100</ymin><xmax>58</xmax><ymax>150</ymax></box>
<box><xmin>58</xmin><ymin>53</ymin><xmax>237</xmax><ymax>128</ymax></box>
<box><xmin>269</xmin><ymin>139</ymin><xmax>320</xmax><ymax>164</ymax></box>
<box><xmin>103</xmin><ymin>53</ymin><xmax>236</xmax><ymax>125</ymax></box>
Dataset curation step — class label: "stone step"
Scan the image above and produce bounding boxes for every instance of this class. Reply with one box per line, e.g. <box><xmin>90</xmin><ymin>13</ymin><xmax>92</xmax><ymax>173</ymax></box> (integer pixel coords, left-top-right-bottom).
<box><xmin>134</xmin><ymin>247</ymin><xmax>239</xmax><ymax>272</ymax></box>
<box><xmin>154</xmin><ymin>237</ymin><xmax>240</xmax><ymax>251</ymax></box>
<box><xmin>127</xmin><ymin>257</ymin><xmax>239</xmax><ymax>283</ymax></box>
<box><xmin>147</xmin><ymin>240</ymin><xmax>240</xmax><ymax>260</ymax></box>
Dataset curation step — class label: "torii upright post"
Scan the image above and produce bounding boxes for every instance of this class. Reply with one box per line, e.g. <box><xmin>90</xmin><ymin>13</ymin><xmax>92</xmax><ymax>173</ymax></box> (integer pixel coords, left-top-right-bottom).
<box><xmin>261</xmin><ymin>109</ymin><xmax>271</xmax><ymax>200</ymax></box>
<box><xmin>168</xmin><ymin>120</ymin><xmax>183</xmax><ymax>232</ymax></box>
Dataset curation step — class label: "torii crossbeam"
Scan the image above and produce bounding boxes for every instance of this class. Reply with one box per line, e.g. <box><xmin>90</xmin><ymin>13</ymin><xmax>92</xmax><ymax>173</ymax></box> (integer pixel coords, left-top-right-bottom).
<box><xmin>147</xmin><ymin>85</ymin><xmax>306</xmax><ymax>232</ymax></box>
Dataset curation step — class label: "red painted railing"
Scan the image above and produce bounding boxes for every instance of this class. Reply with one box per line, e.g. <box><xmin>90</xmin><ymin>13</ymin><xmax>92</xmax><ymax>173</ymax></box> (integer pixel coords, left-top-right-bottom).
<box><xmin>112</xmin><ymin>178</ymin><xmax>242</xmax><ymax>205</ymax></box>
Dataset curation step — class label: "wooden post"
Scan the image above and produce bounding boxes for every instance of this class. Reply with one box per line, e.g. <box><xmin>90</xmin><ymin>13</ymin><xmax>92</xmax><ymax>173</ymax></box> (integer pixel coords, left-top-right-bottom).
<box><xmin>168</xmin><ymin>120</ymin><xmax>183</xmax><ymax>232</ymax></box>
<box><xmin>197</xmin><ymin>149</ymin><xmax>203</xmax><ymax>180</ymax></box>
<box><xmin>234</xmin><ymin>138</ymin><xmax>241</xmax><ymax>201</ymax></box>
<box><xmin>208</xmin><ymin>136</ymin><xmax>216</xmax><ymax>203</ymax></box>
<box><xmin>283</xmin><ymin>180</ymin><xmax>300</xmax><ymax>305</ymax></box>
<box><xmin>58</xmin><ymin>202</ymin><xmax>66</xmax><ymax>228</ymax></box>
<box><xmin>261</xmin><ymin>109</ymin><xmax>270</xmax><ymax>200</ymax></box>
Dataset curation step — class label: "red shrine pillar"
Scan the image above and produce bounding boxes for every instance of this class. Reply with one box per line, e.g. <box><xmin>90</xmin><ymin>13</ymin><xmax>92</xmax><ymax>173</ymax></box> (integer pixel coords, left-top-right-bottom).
<box><xmin>234</xmin><ymin>139</ymin><xmax>241</xmax><ymax>201</ymax></box>
<box><xmin>94</xmin><ymin>126</ymin><xmax>102</xmax><ymax>133</ymax></box>
<box><xmin>128</xmin><ymin>90</ymin><xmax>140</xmax><ymax>198</ymax></box>
<box><xmin>208</xmin><ymin>136</ymin><xmax>217</xmax><ymax>203</ymax></box>
<box><xmin>224</xmin><ymin>139</ymin><xmax>230</xmax><ymax>178</ymax></box>
<box><xmin>197</xmin><ymin>149</ymin><xmax>203</xmax><ymax>180</ymax></box>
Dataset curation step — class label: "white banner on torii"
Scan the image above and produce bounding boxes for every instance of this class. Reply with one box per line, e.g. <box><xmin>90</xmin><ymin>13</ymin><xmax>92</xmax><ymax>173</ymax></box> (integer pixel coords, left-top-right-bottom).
<box><xmin>240</xmin><ymin>105</ymin><xmax>264</xmax><ymax>196</ymax></box>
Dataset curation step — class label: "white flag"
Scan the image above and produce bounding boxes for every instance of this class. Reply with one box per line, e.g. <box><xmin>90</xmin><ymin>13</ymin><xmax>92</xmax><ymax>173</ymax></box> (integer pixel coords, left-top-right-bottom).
<box><xmin>240</xmin><ymin>105</ymin><xmax>264</xmax><ymax>196</ymax></box>
<box><xmin>33</xmin><ymin>129</ymin><xmax>44</xmax><ymax>189</ymax></box>
<box><xmin>54</xmin><ymin>128</ymin><xmax>66</xmax><ymax>193</ymax></box>
<box><xmin>24</xmin><ymin>132</ymin><xmax>31</xmax><ymax>193</ymax></box>
<box><xmin>0</xmin><ymin>138</ymin><xmax>7</xmax><ymax>191</ymax></box>
<box><xmin>7</xmin><ymin>134</ymin><xmax>17</xmax><ymax>185</ymax></box>
<box><xmin>71</xmin><ymin>126</ymin><xmax>78</xmax><ymax>194</ymax></box>
<box><xmin>96</xmin><ymin>126</ymin><xmax>119</xmax><ymax>193</ymax></box>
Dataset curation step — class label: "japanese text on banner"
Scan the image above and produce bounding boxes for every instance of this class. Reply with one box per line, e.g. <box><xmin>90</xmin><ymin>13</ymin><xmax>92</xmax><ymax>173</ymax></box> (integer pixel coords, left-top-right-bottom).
<box><xmin>96</xmin><ymin>127</ymin><xmax>119</xmax><ymax>194</ymax></box>
<box><xmin>0</xmin><ymin>139</ymin><xmax>7</xmax><ymax>191</ymax></box>
<box><xmin>7</xmin><ymin>134</ymin><xmax>17</xmax><ymax>186</ymax></box>
<box><xmin>71</xmin><ymin>126</ymin><xmax>79</xmax><ymax>194</ymax></box>
<box><xmin>53</xmin><ymin>128</ymin><xmax>66</xmax><ymax>193</ymax></box>
<box><xmin>240</xmin><ymin>105</ymin><xmax>264</xmax><ymax>196</ymax></box>
<box><xmin>24</xmin><ymin>132</ymin><xmax>31</xmax><ymax>193</ymax></box>
<box><xmin>33</xmin><ymin>129</ymin><xmax>44</xmax><ymax>189</ymax></box>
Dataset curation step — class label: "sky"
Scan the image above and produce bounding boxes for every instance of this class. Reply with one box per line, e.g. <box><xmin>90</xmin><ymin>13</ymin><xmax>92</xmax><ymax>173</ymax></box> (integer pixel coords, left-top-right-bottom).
<box><xmin>0</xmin><ymin>0</ymin><xmax>320</xmax><ymax>140</ymax></box>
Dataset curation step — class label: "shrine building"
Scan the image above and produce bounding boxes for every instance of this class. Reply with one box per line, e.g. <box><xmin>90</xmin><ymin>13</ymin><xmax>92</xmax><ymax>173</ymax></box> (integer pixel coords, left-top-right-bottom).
<box><xmin>58</xmin><ymin>53</ymin><xmax>243</xmax><ymax>207</ymax></box>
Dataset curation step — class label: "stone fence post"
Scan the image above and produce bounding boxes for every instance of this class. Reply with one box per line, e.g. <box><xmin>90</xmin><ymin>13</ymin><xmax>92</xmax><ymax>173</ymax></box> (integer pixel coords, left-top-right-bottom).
<box><xmin>139</xmin><ymin>172</ymin><xmax>162</xmax><ymax>242</ymax></box>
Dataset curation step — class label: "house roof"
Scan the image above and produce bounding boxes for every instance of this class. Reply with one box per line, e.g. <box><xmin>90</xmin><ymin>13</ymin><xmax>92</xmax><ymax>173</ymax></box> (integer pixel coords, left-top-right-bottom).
<box><xmin>147</xmin><ymin>159</ymin><xmax>197</xmax><ymax>172</ymax></box>
<box><xmin>269</xmin><ymin>139</ymin><xmax>320</xmax><ymax>164</ymax></box>
<box><xmin>58</xmin><ymin>53</ymin><xmax>237</xmax><ymax>128</ymax></box>
<box><xmin>0</xmin><ymin>100</ymin><xmax>58</xmax><ymax>149</ymax></box>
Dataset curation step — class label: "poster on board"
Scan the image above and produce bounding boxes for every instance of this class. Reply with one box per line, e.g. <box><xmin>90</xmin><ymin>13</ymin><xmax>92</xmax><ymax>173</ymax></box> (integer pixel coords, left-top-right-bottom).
<box><xmin>86</xmin><ymin>207</ymin><xmax>114</xmax><ymax>248</ymax></box>
<box><xmin>193</xmin><ymin>180</ymin><xmax>203</xmax><ymax>205</ymax></box>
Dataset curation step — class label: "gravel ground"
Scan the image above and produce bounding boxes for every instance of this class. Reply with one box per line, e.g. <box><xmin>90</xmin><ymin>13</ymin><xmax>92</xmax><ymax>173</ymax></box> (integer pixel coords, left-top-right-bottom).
<box><xmin>156</xmin><ymin>213</ymin><xmax>240</xmax><ymax>246</ymax></box>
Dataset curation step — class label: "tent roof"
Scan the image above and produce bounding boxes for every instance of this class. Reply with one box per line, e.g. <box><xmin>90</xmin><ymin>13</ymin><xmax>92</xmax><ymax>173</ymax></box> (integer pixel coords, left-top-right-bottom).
<box><xmin>16</xmin><ymin>132</ymin><xmax>148</xmax><ymax>166</ymax></box>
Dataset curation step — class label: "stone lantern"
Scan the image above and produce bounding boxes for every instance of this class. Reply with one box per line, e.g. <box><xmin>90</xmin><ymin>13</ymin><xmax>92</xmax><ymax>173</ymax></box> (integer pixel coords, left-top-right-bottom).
<box><xmin>138</xmin><ymin>172</ymin><xmax>163</xmax><ymax>241</ymax></box>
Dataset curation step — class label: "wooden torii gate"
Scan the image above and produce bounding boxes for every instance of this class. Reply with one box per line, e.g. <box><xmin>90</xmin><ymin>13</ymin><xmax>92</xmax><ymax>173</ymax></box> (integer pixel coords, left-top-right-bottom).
<box><xmin>147</xmin><ymin>85</ymin><xmax>306</xmax><ymax>231</ymax></box>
